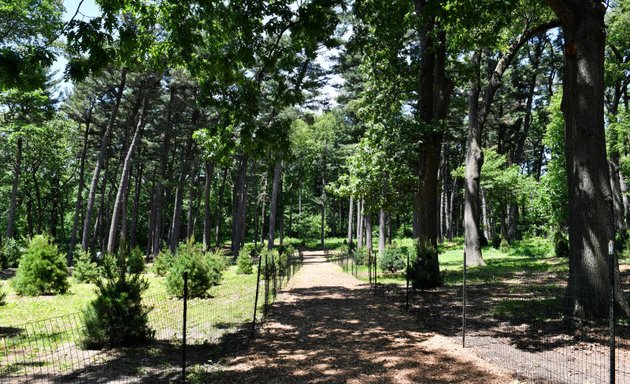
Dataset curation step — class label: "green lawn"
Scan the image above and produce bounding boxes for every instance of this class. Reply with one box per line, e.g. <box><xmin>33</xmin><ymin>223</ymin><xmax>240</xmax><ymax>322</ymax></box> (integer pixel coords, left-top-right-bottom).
<box><xmin>344</xmin><ymin>237</ymin><xmax>568</xmax><ymax>286</ymax></box>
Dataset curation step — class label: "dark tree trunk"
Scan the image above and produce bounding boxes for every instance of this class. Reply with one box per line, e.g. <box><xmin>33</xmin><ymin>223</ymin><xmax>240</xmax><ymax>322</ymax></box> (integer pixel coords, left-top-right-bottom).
<box><xmin>203</xmin><ymin>161</ymin><xmax>214</xmax><ymax>251</ymax></box>
<box><xmin>82</xmin><ymin>67</ymin><xmax>128</xmax><ymax>251</ymax></box>
<box><xmin>357</xmin><ymin>198</ymin><xmax>363</xmax><ymax>250</ymax></box>
<box><xmin>6</xmin><ymin>136</ymin><xmax>23</xmax><ymax>239</ymax></box>
<box><xmin>545</xmin><ymin>0</ymin><xmax>629</xmax><ymax>316</ymax></box>
<box><xmin>268</xmin><ymin>161</ymin><xmax>282</xmax><ymax>250</ymax></box>
<box><xmin>69</xmin><ymin>110</ymin><xmax>92</xmax><ymax>262</ymax></box>
<box><xmin>231</xmin><ymin>155</ymin><xmax>248</xmax><ymax>255</ymax></box>
<box><xmin>129</xmin><ymin>160</ymin><xmax>143</xmax><ymax>249</ymax></box>
<box><xmin>186</xmin><ymin>165</ymin><xmax>197</xmax><ymax>240</ymax></box>
<box><xmin>169</xmin><ymin>125</ymin><xmax>196</xmax><ymax>253</ymax></box>
<box><xmin>365</xmin><ymin>212</ymin><xmax>373</xmax><ymax>255</ymax></box>
<box><xmin>215</xmin><ymin>167</ymin><xmax>228</xmax><ymax>247</ymax></box>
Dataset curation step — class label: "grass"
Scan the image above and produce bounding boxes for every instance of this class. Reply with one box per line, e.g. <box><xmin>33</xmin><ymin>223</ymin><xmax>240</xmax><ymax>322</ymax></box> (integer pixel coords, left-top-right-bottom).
<box><xmin>342</xmin><ymin>236</ymin><xmax>568</xmax><ymax>287</ymax></box>
<box><xmin>0</xmin><ymin>262</ymin><xmax>275</xmax><ymax>378</ymax></box>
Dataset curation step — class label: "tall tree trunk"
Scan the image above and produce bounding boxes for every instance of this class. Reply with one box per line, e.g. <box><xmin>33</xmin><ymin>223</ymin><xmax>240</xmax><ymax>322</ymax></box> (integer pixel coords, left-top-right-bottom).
<box><xmin>215</xmin><ymin>167</ymin><xmax>228</xmax><ymax>247</ymax></box>
<box><xmin>186</xmin><ymin>165</ymin><xmax>197</xmax><ymax>240</ymax></box>
<box><xmin>82</xmin><ymin>67</ymin><xmax>128</xmax><ymax>251</ymax></box>
<box><xmin>169</xmin><ymin>125</ymin><xmax>196</xmax><ymax>253</ymax></box>
<box><xmin>203</xmin><ymin>161</ymin><xmax>214</xmax><ymax>251</ymax></box>
<box><xmin>107</xmin><ymin>97</ymin><xmax>146</xmax><ymax>254</ymax></box>
<box><xmin>129</xmin><ymin>160</ymin><xmax>143</xmax><ymax>249</ymax></box>
<box><xmin>69</xmin><ymin>110</ymin><xmax>92</xmax><ymax>262</ymax></box>
<box><xmin>268</xmin><ymin>161</ymin><xmax>282</xmax><ymax>250</ymax></box>
<box><xmin>357</xmin><ymin>198</ymin><xmax>363</xmax><ymax>250</ymax></box>
<box><xmin>481</xmin><ymin>187</ymin><xmax>491</xmax><ymax>242</ymax></box>
<box><xmin>545</xmin><ymin>0</ymin><xmax>629</xmax><ymax>317</ymax></box>
<box><xmin>464</xmin><ymin>52</ymin><xmax>486</xmax><ymax>266</ymax></box>
<box><xmin>347</xmin><ymin>196</ymin><xmax>354</xmax><ymax>248</ymax></box>
<box><xmin>231</xmin><ymin>155</ymin><xmax>248</xmax><ymax>255</ymax></box>
<box><xmin>6</xmin><ymin>136</ymin><xmax>23</xmax><ymax>239</ymax></box>
<box><xmin>378</xmin><ymin>208</ymin><xmax>386</xmax><ymax>258</ymax></box>
<box><xmin>365</xmin><ymin>212</ymin><xmax>373</xmax><ymax>255</ymax></box>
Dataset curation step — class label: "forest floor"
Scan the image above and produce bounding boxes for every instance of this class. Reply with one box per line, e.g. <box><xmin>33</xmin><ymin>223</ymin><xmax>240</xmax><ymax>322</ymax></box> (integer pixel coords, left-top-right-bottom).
<box><xmin>203</xmin><ymin>250</ymin><xmax>518</xmax><ymax>384</ymax></box>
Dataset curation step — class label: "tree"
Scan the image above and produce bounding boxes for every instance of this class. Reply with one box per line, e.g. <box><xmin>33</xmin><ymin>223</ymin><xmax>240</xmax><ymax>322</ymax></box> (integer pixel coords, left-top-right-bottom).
<box><xmin>544</xmin><ymin>0</ymin><xmax>630</xmax><ymax>317</ymax></box>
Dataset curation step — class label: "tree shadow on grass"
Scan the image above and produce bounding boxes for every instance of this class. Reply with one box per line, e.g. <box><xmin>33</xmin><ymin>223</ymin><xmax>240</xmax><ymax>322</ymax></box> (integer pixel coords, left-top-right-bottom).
<box><xmin>19</xmin><ymin>324</ymin><xmax>254</xmax><ymax>383</ymax></box>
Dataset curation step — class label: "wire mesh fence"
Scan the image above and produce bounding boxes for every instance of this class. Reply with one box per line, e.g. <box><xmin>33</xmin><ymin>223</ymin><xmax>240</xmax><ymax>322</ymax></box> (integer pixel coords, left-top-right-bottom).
<box><xmin>0</xmin><ymin>249</ymin><xmax>303</xmax><ymax>383</ymax></box>
<box><xmin>333</xmin><ymin>242</ymin><xmax>630</xmax><ymax>384</ymax></box>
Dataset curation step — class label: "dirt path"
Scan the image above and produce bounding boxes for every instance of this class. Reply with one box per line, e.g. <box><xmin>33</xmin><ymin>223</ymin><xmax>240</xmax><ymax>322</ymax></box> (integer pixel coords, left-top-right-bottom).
<box><xmin>208</xmin><ymin>251</ymin><xmax>519</xmax><ymax>384</ymax></box>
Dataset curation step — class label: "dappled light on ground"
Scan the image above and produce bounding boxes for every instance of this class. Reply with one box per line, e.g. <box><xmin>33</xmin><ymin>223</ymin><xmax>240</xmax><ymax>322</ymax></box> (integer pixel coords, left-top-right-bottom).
<box><xmin>204</xmin><ymin>251</ymin><xmax>514</xmax><ymax>384</ymax></box>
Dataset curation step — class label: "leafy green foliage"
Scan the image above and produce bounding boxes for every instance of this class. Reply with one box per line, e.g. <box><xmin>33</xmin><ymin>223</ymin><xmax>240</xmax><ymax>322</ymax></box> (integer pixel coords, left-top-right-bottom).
<box><xmin>236</xmin><ymin>249</ymin><xmax>254</xmax><ymax>275</ymax></box>
<box><xmin>81</xmin><ymin>254</ymin><xmax>154</xmax><ymax>349</ymax></box>
<box><xmin>0</xmin><ymin>238</ymin><xmax>23</xmax><ymax>268</ymax></box>
<box><xmin>11</xmin><ymin>234</ymin><xmax>69</xmax><ymax>296</ymax></box>
<box><xmin>72</xmin><ymin>249</ymin><xmax>100</xmax><ymax>284</ymax></box>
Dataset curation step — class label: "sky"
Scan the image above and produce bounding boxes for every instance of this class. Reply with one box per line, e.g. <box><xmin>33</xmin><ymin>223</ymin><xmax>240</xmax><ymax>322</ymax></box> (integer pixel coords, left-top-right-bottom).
<box><xmin>53</xmin><ymin>0</ymin><xmax>341</xmax><ymax>108</ymax></box>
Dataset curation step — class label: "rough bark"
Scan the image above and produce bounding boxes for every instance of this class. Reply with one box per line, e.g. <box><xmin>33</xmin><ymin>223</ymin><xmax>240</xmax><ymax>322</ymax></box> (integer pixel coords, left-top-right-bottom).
<box><xmin>215</xmin><ymin>167</ymin><xmax>228</xmax><ymax>247</ymax></box>
<box><xmin>365</xmin><ymin>212</ymin><xmax>373</xmax><ymax>255</ymax></box>
<box><xmin>544</xmin><ymin>0</ymin><xmax>629</xmax><ymax>317</ymax></box>
<box><xmin>82</xmin><ymin>67</ymin><xmax>127</xmax><ymax>251</ymax></box>
<box><xmin>129</xmin><ymin>160</ymin><xmax>143</xmax><ymax>249</ymax></box>
<box><xmin>231</xmin><ymin>155</ymin><xmax>248</xmax><ymax>255</ymax></box>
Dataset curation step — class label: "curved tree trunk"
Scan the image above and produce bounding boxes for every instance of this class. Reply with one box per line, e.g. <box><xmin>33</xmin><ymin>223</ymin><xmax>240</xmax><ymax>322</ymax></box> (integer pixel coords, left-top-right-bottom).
<box><xmin>107</xmin><ymin>97</ymin><xmax>146</xmax><ymax>254</ymax></box>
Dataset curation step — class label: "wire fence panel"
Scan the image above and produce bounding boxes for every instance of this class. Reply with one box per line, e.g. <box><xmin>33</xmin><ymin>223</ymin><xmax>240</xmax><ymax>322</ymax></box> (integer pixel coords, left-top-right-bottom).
<box><xmin>0</xmin><ymin>250</ymin><xmax>304</xmax><ymax>383</ymax></box>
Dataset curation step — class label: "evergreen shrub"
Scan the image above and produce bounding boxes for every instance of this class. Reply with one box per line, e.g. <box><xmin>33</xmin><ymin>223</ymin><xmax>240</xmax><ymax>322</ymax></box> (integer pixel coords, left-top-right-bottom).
<box><xmin>236</xmin><ymin>249</ymin><xmax>253</xmax><ymax>274</ymax></box>
<box><xmin>81</xmin><ymin>254</ymin><xmax>153</xmax><ymax>349</ymax></box>
<box><xmin>127</xmin><ymin>247</ymin><xmax>145</xmax><ymax>274</ymax></box>
<box><xmin>12</xmin><ymin>234</ymin><xmax>69</xmax><ymax>296</ymax></box>
<box><xmin>380</xmin><ymin>244</ymin><xmax>405</xmax><ymax>273</ymax></box>
<box><xmin>73</xmin><ymin>248</ymin><xmax>100</xmax><ymax>283</ymax></box>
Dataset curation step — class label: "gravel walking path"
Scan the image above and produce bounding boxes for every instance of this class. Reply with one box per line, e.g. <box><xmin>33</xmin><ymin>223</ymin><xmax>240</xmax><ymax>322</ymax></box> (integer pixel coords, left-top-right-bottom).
<box><xmin>209</xmin><ymin>250</ymin><xmax>519</xmax><ymax>383</ymax></box>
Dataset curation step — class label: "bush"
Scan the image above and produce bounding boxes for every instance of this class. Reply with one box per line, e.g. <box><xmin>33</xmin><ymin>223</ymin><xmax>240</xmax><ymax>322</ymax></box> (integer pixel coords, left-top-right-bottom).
<box><xmin>0</xmin><ymin>238</ymin><xmax>23</xmax><ymax>269</ymax></box>
<box><xmin>241</xmin><ymin>243</ymin><xmax>262</xmax><ymax>258</ymax></box>
<box><xmin>127</xmin><ymin>247</ymin><xmax>145</xmax><ymax>274</ymax></box>
<box><xmin>206</xmin><ymin>249</ymin><xmax>229</xmax><ymax>271</ymax></box>
<box><xmin>407</xmin><ymin>240</ymin><xmax>442</xmax><ymax>289</ymax></box>
<box><xmin>236</xmin><ymin>249</ymin><xmax>253</xmax><ymax>274</ymax></box>
<box><xmin>259</xmin><ymin>249</ymin><xmax>280</xmax><ymax>278</ymax></box>
<box><xmin>499</xmin><ymin>238</ymin><xmax>510</xmax><ymax>252</ymax></box>
<box><xmin>81</xmin><ymin>254</ymin><xmax>154</xmax><ymax>349</ymax></box>
<box><xmin>152</xmin><ymin>248</ymin><xmax>175</xmax><ymax>276</ymax></box>
<box><xmin>380</xmin><ymin>245</ymin><xmax>405</xmax><ymax>273</ymax></box>
<box><xmin>12</xmin><ymin>234</ymin><xmax>69</xmax><ymax>296</ymax></box>
<box><xmin>554</xmin><ymin>231</ymin><xmax>569</xmax><ymax>258</ymax></box>
<box><xmin>166</xmin><ymin>243</ymin><xmax>221</xmax><ymax>298</ymax></box>
<box><xmin>354</xmin><ymin>248</ymin><xmax>367</xmax><ymax>265</ymax></box>
<box><xmin>73</xmin><ymin>249</ymin><xmax>100</xmax><ymax>283</ymax></box>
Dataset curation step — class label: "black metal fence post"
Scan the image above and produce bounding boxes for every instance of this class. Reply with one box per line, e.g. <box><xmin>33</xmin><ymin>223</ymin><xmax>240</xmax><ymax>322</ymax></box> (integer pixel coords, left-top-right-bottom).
<box><xmin>608</xmin><ymin>240</ymin><xmax>615</xmax><ymax>384</ymax></box>
<box><xmin>251</xmin><ymin>255</ymin><xmax>263</xmax><ymax>338</ymax></box>
<box><xmin>182</xmin><ymin>271</ymin><xmax>188</xmax><ymax>384</ymax></box>
<box><xmin>462</xmin><ymin>251</ymin><xmax>467</xmax><ymax>348</ymax></box>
